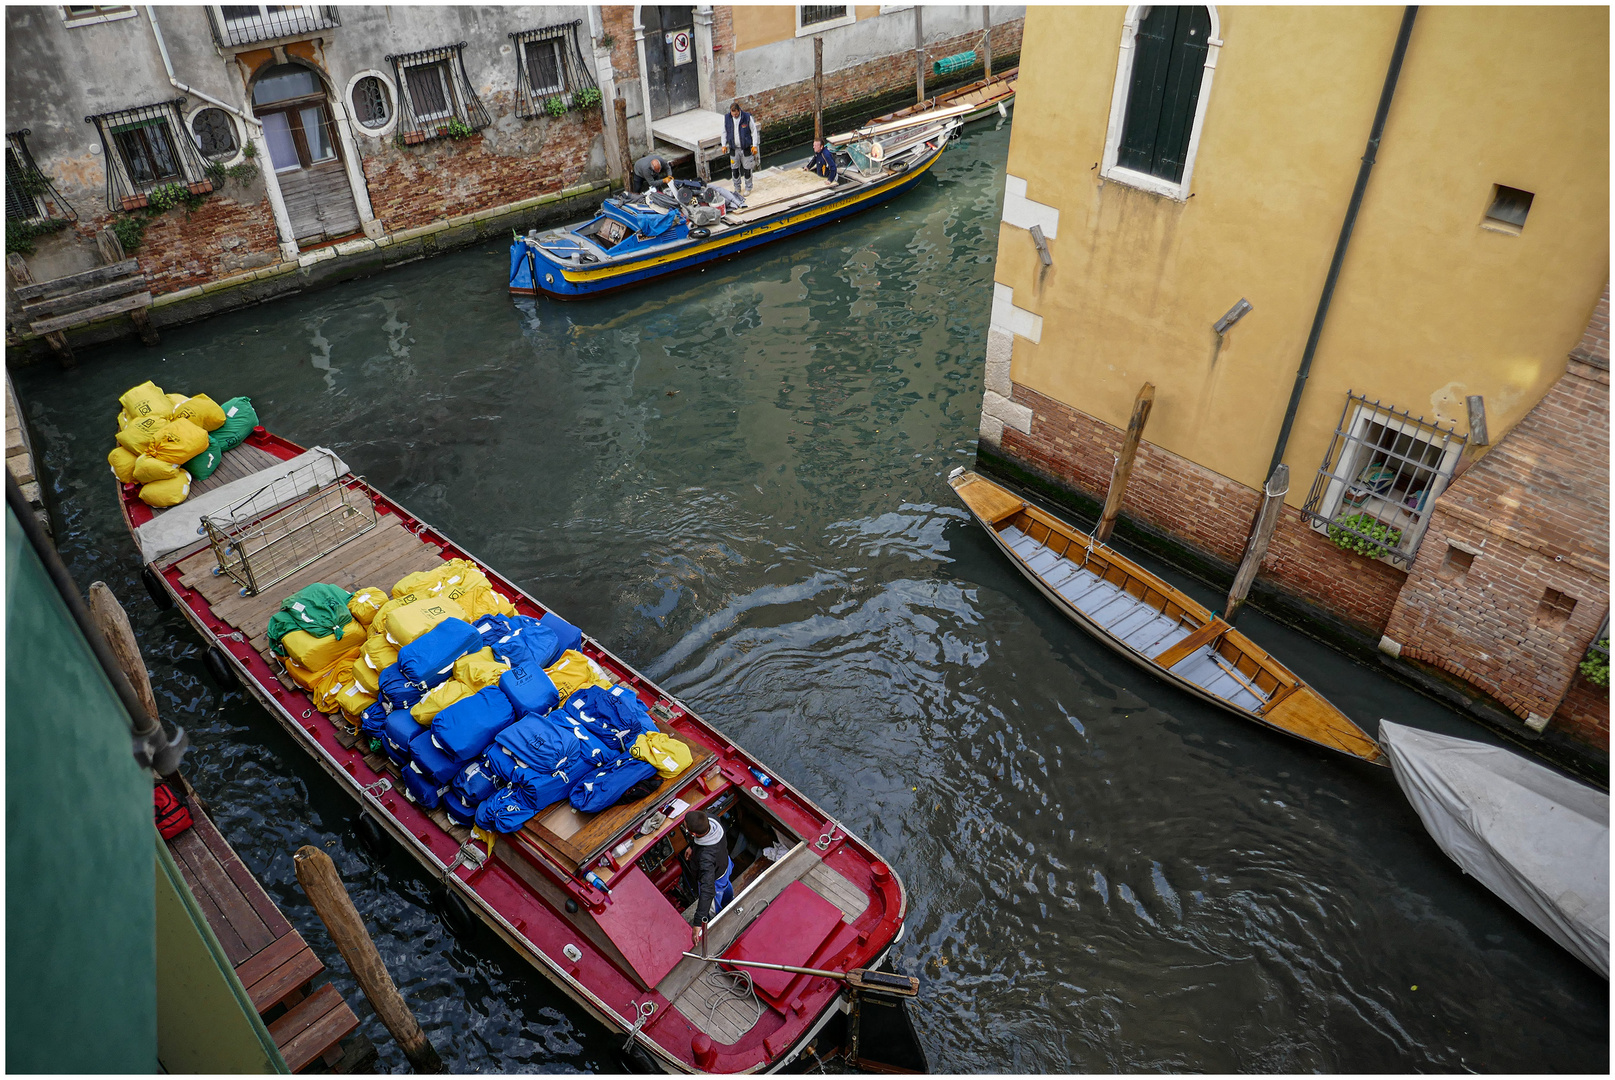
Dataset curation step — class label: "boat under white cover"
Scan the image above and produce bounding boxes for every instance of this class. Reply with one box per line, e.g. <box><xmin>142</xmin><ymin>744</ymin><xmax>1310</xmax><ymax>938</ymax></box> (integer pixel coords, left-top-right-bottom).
<box><xmin>1380</xmin><ymin>720</ymin><xmax>1609</xmax><ymax>977</ymax></box>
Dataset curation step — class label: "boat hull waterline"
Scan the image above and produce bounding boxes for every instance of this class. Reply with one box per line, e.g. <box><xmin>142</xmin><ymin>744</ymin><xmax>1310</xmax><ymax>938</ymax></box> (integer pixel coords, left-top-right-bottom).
<box><xmin>122</xmin><ymin>431</ymin><xmax>910</xmax><ymax>1073</ymax></box>
<box><xmin>948</xmin><ymin>469</ymin><xmax>1384</xmax><ymax>764</ymax></box>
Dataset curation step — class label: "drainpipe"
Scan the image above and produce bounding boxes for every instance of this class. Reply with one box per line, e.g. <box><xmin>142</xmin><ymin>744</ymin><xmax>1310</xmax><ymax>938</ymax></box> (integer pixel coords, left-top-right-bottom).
<box><xmin>145</xmin><ymin>5</ymin><xmax>299</xmax><ymax>260</ymax></box>
<box><xmin>1263</xmin><ymin>6</ymin><xmax>1418</xmax><ymax>481</ymax></box>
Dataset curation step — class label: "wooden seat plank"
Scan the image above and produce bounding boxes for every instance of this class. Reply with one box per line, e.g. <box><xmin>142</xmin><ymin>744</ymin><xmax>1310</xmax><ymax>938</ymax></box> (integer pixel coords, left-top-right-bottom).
<box><xmin>246</xmin><ymin>943</ymin><xmax>324</xmax><ymax>1014</ymax></box>
<box><xmin>234</xmin><ymin>931</ymin><xmax>311</xmax><ymax>990</ymax></box>
<box><xmin>955</xmin><ymin>477</ymin><xmax>1025</xmax><ymax>526</ymax></box>
<box><xmin>30</xmin><ymin>291</ymin><xmax>153</xmax><ymax>335</ymax></box>
<box><xmin>20</xmin><ymin>275</ymin><xmax>147</xmax><ymax>319</ymax></box>
<box><xmin>191</xmin><ymin>810</ymin><xmax>293</xmax><ymax>938</ymax></box>
<box><xmin>168</xmin><ymin>834</ymin><xmax>253</xmax><ymax>962</ymax></box>
<box><xmin>1151</xmin><ymin>618</ymin><xmax>1230</xmax><ymax>671</ymax></box>
<box><xmin>270</xmin><ymin>983</ymin><xmax>360</xmax><ymax>1073</ymax></box>
<box><xmin>13</xmin><ymin>258</ymin><xmax>140</xmax><ymax>301</ymax></box>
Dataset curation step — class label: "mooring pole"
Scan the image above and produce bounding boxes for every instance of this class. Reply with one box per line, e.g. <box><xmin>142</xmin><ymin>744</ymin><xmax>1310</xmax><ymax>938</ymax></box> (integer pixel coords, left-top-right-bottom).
<box><xmin>1094</xmin><ymin>382</ymin><xmax>1155</xmax><ymax>544</ymax></box>
<box><xmin>293</xmin><ymin>846</ymin><xmax>444</xmax><ymax>1074</ymax></box>
<box><xmin>982</xmin><ymin>4</ymin><xmax>993</xmax><ymax>81</ymax></box>
<box><xmin>914</xmin><ymin>6</ymin><xmax>925</xmax><ymax>104</ymax></box>
<box><xmin>88</xmin><ymin>581</ymin><xmax>188</xmax><ymax>790</ymax></box>
<box><xmin>613</xmin><ymin>92</ymin><xmax>632</xmax><ymax>186</ymax></box>
<box><xmin>1224</xmin><ymin>464</ymin><xmax>1289</xmax><ymax>626</ymax></box>
<box><xmin>813</xmin><ymin>36</ymin><xmax>824</xmax><ymax>142</ymax></box>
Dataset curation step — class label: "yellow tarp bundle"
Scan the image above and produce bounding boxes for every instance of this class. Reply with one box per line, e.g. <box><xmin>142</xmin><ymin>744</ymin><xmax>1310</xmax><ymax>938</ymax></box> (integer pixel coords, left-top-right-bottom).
<box><xmin>282</xmin><ymin>620</ymin><xmax>365</xmax><ymax>672</ymax></box>
<box><xmin>282</xmin><ymin>654</ymin><xmax>324</xmax><ymax>691</ymax></box>
<box><xmin>348</xmin><ymin>587</ymin><xmax>388</xmax><ymax>629</ymax></box>
<box><xmin>453</xmin><ymin>647</ymin><xmax>509</xmax><ymax>691</ymax></box>
<box><xmin>392</xmin><ymin>559</ymin><xmax>481</xmax><ymax>600</ymax></box>
<box><xmin>108</xmin><ymin>446</ymin><xmax>138</xmax><ymax>484</ymax></box>
<box><xmin>336</xmin><ymin>676</ymin><xmax>378</xmax><ymax>719</ymax></box>
<box><xmin>412</xmin><ymin>679</ymin><xmax>472</xmax><ymax>726</ymax></box>
<box><xmin>352</xmin><ymin>650</ymin><xmax>383</xmax><ymax>694</ymax></box>
<box><xmin>139</xmin><ymin>473</ymin><xmax>191</xmax><ymax>507</ymax></box>
<box><xmin>360</xmin><ymin>633</ymin><xmax>399</xmax><ymax>679</ymax></box>
<box><xmin>459</xmin><ymin>582</ymin><xmax>518</xmax><ymax>620</ymax></box>
<box><xmin>169</xmin><ymin>393</ymin><xmax>226</xmax><ymax>432</ymax></box>
<box><xmin>116</xmin><ymin>416</ymin><xmax>169</xmax><ymax>455</ymax></box>
<box><xmin>545</xmin><ymin>650</ymin><xmax>613</xmax><ymax>699</ymax></box>
<box><xmin>631</xmin><ymin>731</ymin><xmax>694</xmax><ymax>778</ymax></box>
<box><xmin>311</xmin><ymin>658</ymin><xmax>356</xmax><ymax>714</ymax></box>
<box><xmin>132</xmin><ymin>454</ymin><xmax>180</xmax><ymax>485</ymax></box>
<box><xmin>382</xmin><ymin>596</ymin><xmax>467</xmax><ymax>647</ymax></box>
<box><xmin>147</xmin><ymin>417</ymin><xmax>209</xmax><ymax>465</ymax></box>
<box><xmin>118</xmin><ymin>381</ymin><xmax>172</xmax><ymax>423</ymax></box>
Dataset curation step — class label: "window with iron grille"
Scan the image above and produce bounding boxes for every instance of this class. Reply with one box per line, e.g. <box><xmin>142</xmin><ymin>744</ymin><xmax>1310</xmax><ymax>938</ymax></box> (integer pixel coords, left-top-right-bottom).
<box><xmin>351</xmin><ymin>75</ymin><xmax>391</xmax><ymax>130</ymax></box>
<box><xmin>190</xmin><ymin>107</ymin><xmax>239</xmax><ymax>160</ymax></box>
<box><xmin>208</xmin><ymin>5</ymin><xmax>339</xmax><ymax>48</ymax></box>
<box><xmin>799</xmin><ymin>5</ymin><xmax>852</xmax><ymax>29</ymax></box>
<box><xmin>62</xmin><ymin>5</ymin><xmax>136</xmax><ymax>26</ymax></box>
<box><xmin>1301</xmin><ymin>393</ymin><xmax>1467</xmax><ymax>565</ymax></box>
<box><xmin>87</xmin><ymin>100</ymin><xmax>212</xmax><ymax>210</ymax></box>
<box><xmin>511</xmin><ymin>22</ymin><xmax>599</xmax><ymax>120</ymax></box>
<box><xmin>388</xmin><ymin>43</ymin><xmax>490</xmax><ymax>141</ymax></box>
<box><xmin>5</xmin><ymin>131</ymin><xmax>75</xmax><ymax>224</ymax></box>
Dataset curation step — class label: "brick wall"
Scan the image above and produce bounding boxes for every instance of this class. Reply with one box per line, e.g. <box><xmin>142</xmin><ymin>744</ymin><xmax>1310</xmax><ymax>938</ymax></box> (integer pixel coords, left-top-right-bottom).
<box><xmin>1384</xmin><ymin>347</ymin><xmax>1611</xmax><ymax>737</ymax></box>
<box><xmin>1553</xmin><ymin>670</ymin><xmax>1609</xmax><ymax>750</ymax></box>
<box><xmin>743</xmin><ymin>19</ymin><xmax>1024</xmax><ymax>150</ymax></box>
<box><xmin>102</xmin><ymin>192</ymin><xmax>281</xmax><ymax>296</ymax></box>
<box><xmin>999</xmin><ymin>383</ymin><xmax>1410</xmax><ymax>634</ymax></box>
<box><xmin>360</xmin><ymin>106</ymin><xmax>604</xmax><ymax>234</ymax></box>
<box><xmin>711</xmin><ymin>6</ymin><xmax>736</xmax><ymax>104</ymax></box>
<box><xmin>602</xmin><ymin>5</ymin><xmax>640</xmax><ymax>84</ymax></box>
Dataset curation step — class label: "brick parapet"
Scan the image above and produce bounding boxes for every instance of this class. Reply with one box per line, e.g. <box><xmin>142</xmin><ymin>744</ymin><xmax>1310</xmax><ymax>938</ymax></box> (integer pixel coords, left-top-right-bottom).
<box><xmin>99</xmin><ymin>193</ymin><xmax>283</xmax><ymax>297</ymax></box>
<box><xmin>1570</xmin><ymin>283</ymin><xmax>1610</xmax><ymax>369</ymax></box>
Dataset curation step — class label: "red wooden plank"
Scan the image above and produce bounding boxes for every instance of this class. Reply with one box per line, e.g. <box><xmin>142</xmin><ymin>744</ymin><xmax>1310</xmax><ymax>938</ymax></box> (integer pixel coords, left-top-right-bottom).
<box><xmin>191</xmin><ymin>812</ymin><xmax>293</xmax><ymax>938</ymax></box>
<box><xmin>246</xmin><ymin>945</ymin><xmax>324</xmax><ymax>1014</ymax></box>
<box><xmin>167</xmin><ymin>831</ymin><xmax>257</xmax><ymax>964</ymax></box>
<box><xmin>234</xmin><ymin>931</ymin><xmax>310</xmax><ymax>991</ymax></box>
<box><xmin>269</xmin><ymin>983</ymin><xmax>359</xmax><ymax>1073</ymax></box>
<box><xmin>722</xmin><ymin>881</ymin><xmax>842</xmax><ymax>999</ymax></box>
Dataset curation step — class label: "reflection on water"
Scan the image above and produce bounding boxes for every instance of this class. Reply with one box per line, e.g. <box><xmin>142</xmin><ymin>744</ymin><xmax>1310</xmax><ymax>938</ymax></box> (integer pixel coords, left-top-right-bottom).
<box><xmin>15</xmin><ymin>116</ymin><xmax>1607</xmax><ymax>1072</ymax></box>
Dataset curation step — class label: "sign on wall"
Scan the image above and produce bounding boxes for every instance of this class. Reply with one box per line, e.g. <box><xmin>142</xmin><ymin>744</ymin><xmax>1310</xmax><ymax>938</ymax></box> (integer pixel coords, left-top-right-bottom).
<box><xmin>669</xmin><ymin>29</ymin><xmax>692</xmax><ymax>66</ymax></box>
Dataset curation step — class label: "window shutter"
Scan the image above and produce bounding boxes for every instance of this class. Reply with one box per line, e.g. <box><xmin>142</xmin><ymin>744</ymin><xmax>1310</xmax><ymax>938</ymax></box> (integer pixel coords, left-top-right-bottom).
<box><xmin>1116</xmin><ymin>6</ymin><xmax>1211</xmax><ymax>185</ymax></box>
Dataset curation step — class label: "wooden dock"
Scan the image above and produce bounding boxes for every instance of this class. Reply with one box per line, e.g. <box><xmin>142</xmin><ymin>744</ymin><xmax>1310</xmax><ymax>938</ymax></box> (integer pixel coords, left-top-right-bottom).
<box><xmin>166</xmin><ymin>793</ymin><xmax>370</xmax><ymax>1072</ymax></box>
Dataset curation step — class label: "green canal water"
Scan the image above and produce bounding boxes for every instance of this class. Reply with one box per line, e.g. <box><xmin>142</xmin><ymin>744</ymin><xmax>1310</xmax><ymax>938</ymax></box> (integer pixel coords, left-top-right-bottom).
<box><xmin>14</xmin><ymin>118</ymin><xmax>1608</xmax><ymax>1072</ymax></box>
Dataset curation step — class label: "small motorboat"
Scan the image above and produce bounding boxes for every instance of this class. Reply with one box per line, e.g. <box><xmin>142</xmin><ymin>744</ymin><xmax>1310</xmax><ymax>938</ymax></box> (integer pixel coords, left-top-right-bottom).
<box><xmin>1380</xmin><ymin>720</ymin><xmax>1609</xmax><ymax>977</ymax></box>
<box><xmin>121</xmin><ymin>426</ymin><xmax>926</xmax><ymax>1073</ymax></box>
<box><xmin>510</xmin><ymin>117</ymin><xmax>960</xmax><ymax>299</ymax></box>
<box><xmin>857</xmin><ymin>69</ymin><xmax>1017</xmax><ymax>128</ymax></box>
<box><xmin>948</xmin><ymin>468</ymin><xmax>1384</xmax><ymax>764</ymax></box>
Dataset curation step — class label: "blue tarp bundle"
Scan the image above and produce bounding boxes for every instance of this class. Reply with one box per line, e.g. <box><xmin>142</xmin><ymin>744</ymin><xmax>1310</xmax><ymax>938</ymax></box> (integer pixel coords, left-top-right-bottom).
<box><xmin>499</xmin><ymin>662</ymin><xmax>560</xmax><ymax>718</ymax></box>
<box><xmin>403</xmin><ymin>761</ymin><xmax>447</xmax><ymax>809</ymax></box>
<box><xmin>570</xmin><ymin>757</ymin><xmax>659</xmax><ymax>813</ymax></box>
<box><xmin>397</xmin><ymin>617</ymin><xmax>482</xmax><ymax>687</ymax></box>
<box><xmin>431</xmin><ymin>685</ymin><xmax>517</xmax><ymax>762</ymax></box>
<box><xmin>443</xmin><ymin>786</ymin><xmax>478</xmax><ymax>826</ymax></box>
<box><xmin>381</xmin><ymin>708</ymin><xmax>419</xmax><ymax>765</ymax></box>
<box><xmin>475</xmin><ymin>788</ymin><xmax>539</xmax><ymax>833</ymax></box>
<box><xmin>564</xmin><ymin>684</ymin><xmax>656</xmax><ymax>752</ymax></box>
<box><xmin>360</xmin><ymin>701</ymin><xmax>390</xmax><ymax>739</ymax></box>
<box><xmin>379</xmin><ymin>663</ymin><xmax>425</xmax><ymax>711</ymax></box>
<box><xmin>494</xmin><ymin>712</ymin><xmax>615</xmax><ymax>784</ymax></box>
<box><xmin>601</xmin><ymin>199</ymin><xmax>681</xmax><ymax>240</ymax></box>
<box><xmin>474</xmin><ymin>614</ymin><xmax>562</xmax><ymax>670</ymax></box>
<box><xmin>410</xmin><ymin>727</ymin><xmax>466</xmax><ymax>786</ymax></box>
<box><xmin>453</xmin><ymin>758</ymin><xmax>503</xmax><ymax>805</ymax></box>
<box><xmin>539</xmin><ymin>612</ymin><xmax>584</xmax><ymax>655</ymax></box>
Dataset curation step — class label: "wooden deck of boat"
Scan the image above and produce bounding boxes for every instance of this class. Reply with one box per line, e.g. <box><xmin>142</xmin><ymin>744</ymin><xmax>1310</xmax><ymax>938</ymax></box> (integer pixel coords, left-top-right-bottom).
<box><xmin>147</xmin><ymin>442</ymin><xmax>285</xmax><ymax>517</ymax></box>
<box><xmin>166</xmin><ymin>795</ymin><xmax>366</xmax><ymax>1072</ymax></box>
<box><xmin>720</xmin><ymin>167</ymin><xmax>844</xmax><ymax>226</ymax></box>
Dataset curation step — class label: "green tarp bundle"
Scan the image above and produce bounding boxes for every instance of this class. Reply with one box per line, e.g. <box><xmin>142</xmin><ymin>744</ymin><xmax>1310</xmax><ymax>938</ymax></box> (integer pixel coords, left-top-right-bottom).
<box><xmin>267</xmin><ymin>583</ymin><xmax>352</xmax><ymax>656</ymax></box>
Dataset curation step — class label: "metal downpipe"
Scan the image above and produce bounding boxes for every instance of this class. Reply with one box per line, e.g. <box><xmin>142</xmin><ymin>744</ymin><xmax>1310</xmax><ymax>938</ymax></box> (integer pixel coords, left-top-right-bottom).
<box><xmin>1264</xmin><ymin>6</ymin><xmax>1419</xmax><ymax>481</ymax></box>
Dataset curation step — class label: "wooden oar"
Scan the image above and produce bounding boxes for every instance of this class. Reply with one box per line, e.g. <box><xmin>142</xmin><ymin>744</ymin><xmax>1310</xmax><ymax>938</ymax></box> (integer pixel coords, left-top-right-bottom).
<box><xmin>679</xmin><ymin>953</ymin><xmax>919</xmax><ymax>996</ymax></box>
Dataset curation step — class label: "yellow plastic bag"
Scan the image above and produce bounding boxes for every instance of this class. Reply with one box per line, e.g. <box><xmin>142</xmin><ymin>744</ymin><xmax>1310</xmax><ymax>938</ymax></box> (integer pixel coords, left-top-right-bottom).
<box><xmin>631</xmin><ymin>731</ymin><xmax>694</xmax><ymax>778</ymax></box>
<box><xmin>337</xmin><ymin>678</ymin><xmax>378</xmax><ymax>719</ymax></box>
<box><xmin>352</xmin><ymin>650</ymin><xmax>383</xmax><ymax>694</ymax></box>
<box><xmin>411</xmin><ymin>679</ymin><xmax>473</xmax><ymax>726</ymax></box>
<box><xmin>283</xmin><ymin>620</ymin><xmax>365</xmax><ymax>672</ymax></box>
<box><xmin>312</xmin><ymin>658</ymin><xmax>356</xmax><ymax>714</ymax></box>
<box><xmin>545</xmin><ymin>650</ymin><xmax>613</xmax><ymax>699</ymax></box>
<box><xmin>139</xmin><ymin>472</ymin><xmax>191</xmax><ymax>507</ymax></box>
<box><xmin>118</xmin><ymin>380</ymin><xmax>172</xmax><ymax>423</ymax></box>
<box><xmin>170</xmin><ymin>393</ymin><xmax>226</xmax><ymax>432</ymax></box>
<box><xmin>148</xmin><ymin>417</ymin><xmax>210</xmax><ymax>465</ymax></box>
<box><xmin>132</xmin><ymin>454</ymin><xmax>181</xmax><ymax>484</ymax></box>
<box><xmin>116</xmin><ymin>416</ymin><xmax>169</xmax><ymax>455</ymax></box>
<box><xmin>383</xmin><ymin>596</ymin><xmax>467</xmax><ymax>647</ymax></box>
<box><xmin>453</xmin><ymin>647</ymin><xmax>510</xmax><ymax>691</ymax></box>
<box><xmin>348</xmin><ymin>587</ymin><xmax>388</xmax><ymax>628</ymax></box>
<box><xmin>108</xmin><ymin>446</ymin><xmax>139</xmax><ymax>484</ymax></box>
<box><xmin>393</xmin><ymin>559</ymin><xmax>482</xmax><ymax>600</ymax></box>
<box><xmin>459</xmin><ymin>583</ymin><xmax>517</xmax><ymax>620</ymax></box>
<box><xmin>360</xmin><ymin>633</ymin><xmax>400</xmax><ymax>679</ymax></box>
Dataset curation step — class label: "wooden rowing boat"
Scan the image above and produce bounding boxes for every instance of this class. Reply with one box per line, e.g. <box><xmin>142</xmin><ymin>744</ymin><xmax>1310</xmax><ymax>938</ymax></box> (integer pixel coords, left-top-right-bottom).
<box><xmin>948</xmin><ymin>469</ymin><xmax>1384</xmax><ymax>764</ymax></box>
<box><xmin>121</xmin><ymin>428</ymin><xmax>924</xmax><ymax>1073</ymax></box>
<box><xmin>864</xmin><ymin>70</ymin><xmax>1017</xmax><ymax>127</ymax></box>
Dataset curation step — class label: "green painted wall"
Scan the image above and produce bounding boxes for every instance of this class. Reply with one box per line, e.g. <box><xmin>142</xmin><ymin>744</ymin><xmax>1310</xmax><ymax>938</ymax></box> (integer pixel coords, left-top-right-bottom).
<box><xmin>6</xmin><ymin>506</ymin><xmax>157</xmax><ymax>1073</ymax></box>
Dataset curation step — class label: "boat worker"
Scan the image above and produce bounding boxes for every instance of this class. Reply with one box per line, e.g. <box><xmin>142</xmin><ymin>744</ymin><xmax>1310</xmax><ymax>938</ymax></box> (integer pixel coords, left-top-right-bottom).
<box><xmin>682</xmin><ymin>810</ymin><xmax>733</xmax><ymax>947</ymax></box>
<box><xmin>720</xmin><ymin>101</ymin><xmax>760</xmax><ymax>199</ymax></box>
<box><xmin>804</xmin><ymin>137</ymin><xmax>837</xmax><ymax>182</ymax></box>
<box><xmin>631</xmin><ymin>153</ymin><xmax>671</xmax><ymax>194</ymax></box>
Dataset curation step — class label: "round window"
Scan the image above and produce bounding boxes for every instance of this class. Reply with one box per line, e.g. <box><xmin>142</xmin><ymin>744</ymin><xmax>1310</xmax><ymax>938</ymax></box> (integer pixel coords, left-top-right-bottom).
<box><xmin>352</xmin><ymin>75</ymin><xmax>391</xmax><ymax>130</ymax></box>
<box><xmin>191</xmin><ymin>107</ymin><xmax>238</xmax><ymax>160</ymax></box>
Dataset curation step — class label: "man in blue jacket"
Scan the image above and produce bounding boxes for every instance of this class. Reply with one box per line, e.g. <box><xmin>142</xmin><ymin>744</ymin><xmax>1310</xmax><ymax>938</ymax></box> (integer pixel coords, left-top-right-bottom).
<box><xmin>720</xmin><ymin>101</ymin><xmax>760</xmax><ymax>199</ymax></box>
<box><xmin>804</xmin><ymin>137</ymin><xmax>837</xmax><ymax>182</ymax></box>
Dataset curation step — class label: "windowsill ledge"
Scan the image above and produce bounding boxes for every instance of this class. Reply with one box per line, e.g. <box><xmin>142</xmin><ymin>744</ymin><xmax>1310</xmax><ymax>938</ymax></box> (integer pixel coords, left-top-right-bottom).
<box><xmin>795</xmin><ymin>14</ymin><xmax>856</xmax><ymax>36</ymax></box>
<box><xmin>1479</xmin><ymin>220</ymin><xmax>1523</xmax><ymax>237</ymax></box>
<box><xmin>63</xmin><ymin>9</ymin><xmax>138</xmax><ymax>28</ymax></box>
<box><xmin>1099</xmin><ymin>165</ymin><xmax>1189</xmax><ymax>202</ymax></box>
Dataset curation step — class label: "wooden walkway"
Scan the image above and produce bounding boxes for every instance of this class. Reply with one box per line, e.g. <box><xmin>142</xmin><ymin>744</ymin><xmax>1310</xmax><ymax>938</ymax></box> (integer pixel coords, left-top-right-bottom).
<box><xmin>166</xmin><ymin>796</ymin><xmax>365</xmax><ymax>1072</ymax></box>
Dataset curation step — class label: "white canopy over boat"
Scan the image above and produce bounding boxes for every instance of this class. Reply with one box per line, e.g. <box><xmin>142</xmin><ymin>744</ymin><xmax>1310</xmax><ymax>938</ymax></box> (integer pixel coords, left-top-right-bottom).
<box><xmin>1380</xmin><ymin>720</ymin><xmax>1609</xmax><ymax>977</ymax></box>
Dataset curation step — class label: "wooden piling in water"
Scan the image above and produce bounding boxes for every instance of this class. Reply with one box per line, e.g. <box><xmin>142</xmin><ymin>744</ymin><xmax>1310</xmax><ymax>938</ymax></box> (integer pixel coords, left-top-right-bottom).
<box><xmin>1225</xmin><ymin>464</ymin><xmax>1289</xmax><ymax>625</ymax></box>
<box><xmin>914</xmin><ymin>7</ymin><xmax>926</xmax><ymax>104</ymax></box>
<box><xmin>982</xmin><ymin>5</ymin><xmax>993</xmax><ymax>80</ymax></box>
<box><xmin>1094</xmin><ymin>382</ymin><xmax>1155</xmax><ymax>544</ymax></box>
<box><xmin>813</xmin><ymin>36</ymin><xmax>824</xmax><ymax>142</ymax></box>
<box><xmin>293</xmin><ymin>846</ymin><xmax>444</xmax><ymax>1074</ymax></box>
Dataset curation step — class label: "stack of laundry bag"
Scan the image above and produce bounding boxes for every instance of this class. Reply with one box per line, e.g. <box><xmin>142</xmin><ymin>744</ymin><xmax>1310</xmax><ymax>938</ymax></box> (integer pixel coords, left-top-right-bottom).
<box><xmin>108</xmin><ymin>379</ymin><xmax>257</xmax><ymax>507</ymax></box>
<box><xmin>266</xmin><ymin>559</ymin><xmax>694</xmax><ymax>836</ymax></box>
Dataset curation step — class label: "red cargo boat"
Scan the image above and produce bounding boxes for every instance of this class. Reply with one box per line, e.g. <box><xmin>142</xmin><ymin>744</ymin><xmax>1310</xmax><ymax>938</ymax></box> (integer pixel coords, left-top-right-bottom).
<box><xmin>120</xmin><ymin>426</ymin><xmax>923</xmax><ymax>1073</ymax></box>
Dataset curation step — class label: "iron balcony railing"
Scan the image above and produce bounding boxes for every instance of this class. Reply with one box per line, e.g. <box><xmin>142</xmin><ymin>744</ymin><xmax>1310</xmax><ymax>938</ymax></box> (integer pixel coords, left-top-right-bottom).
<box><xmin>207</xmin><ymin>5</ymin><xmax>340</xmax><ymax>48</ymax></box>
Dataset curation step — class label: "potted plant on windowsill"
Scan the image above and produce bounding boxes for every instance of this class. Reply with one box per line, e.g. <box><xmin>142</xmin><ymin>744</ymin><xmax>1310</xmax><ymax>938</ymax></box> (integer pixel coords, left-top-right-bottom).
<box><xmin>188</xmin><ymin>178</ymin><xmax>214</xmax><ymax>195</ymax></box>
<box><xmin>121</xmin><ymin>193</ymin><xmax>149</xmax><ymax>211</ymax></box>
<box><xmin>403</xmin><ymin>130</ymin><xmax>427</xmax><ymax>146</ymax></box>
<box><xmin>1327</xmin><ymin>512</ymin><xmax>1402</xmax><ymax>558</ymax></box>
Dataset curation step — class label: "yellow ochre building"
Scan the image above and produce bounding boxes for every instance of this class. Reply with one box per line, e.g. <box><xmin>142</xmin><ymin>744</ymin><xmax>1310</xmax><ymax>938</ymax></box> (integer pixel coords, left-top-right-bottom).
<box><xmin>975</xmin><ymin>5</ymin><xmax>1610</xmax><ymax>763</ymax></box>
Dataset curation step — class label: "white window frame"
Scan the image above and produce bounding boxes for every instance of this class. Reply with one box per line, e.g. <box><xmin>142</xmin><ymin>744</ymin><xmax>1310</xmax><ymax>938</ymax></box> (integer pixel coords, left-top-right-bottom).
<box><xmin>402</xmin><ymin>60</ymin><xmax>456</xmax><ymax>123</ymax></box>
<box><xmin>1309</xmin><ymin>404</ymin><xmax>1464</xmax><ymax>566</ymax></box>
<box><xmin>62</xmin><ymin>5</ymin><xmax>137</xmax><ymax>27</ymax></box>
<box><xmin>795</xmin><ymin>5</ymin><xmax>855</xmax><ymax>37</ymax></box>
<box><xmin>184</xmin><ymin>102</ymin><xmax>246</xmax><ymax>167</ymax></box>
<box><xmin>343</xmin><ymin>69</ymin><xmax>398</xmax><ymax>138</ymax></box>
<box><xmin>1099</xmin><ymin>4</ymin><xmax>1222</xmax><ymax>202</ymax></box>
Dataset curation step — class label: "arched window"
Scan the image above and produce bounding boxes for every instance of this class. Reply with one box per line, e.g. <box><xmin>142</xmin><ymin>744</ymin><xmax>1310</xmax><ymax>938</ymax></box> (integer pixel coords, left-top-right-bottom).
<box><xmin>1101</xmin><ymin>5</ymin><xmax>1221</xmax><ymax>201</ymax></box>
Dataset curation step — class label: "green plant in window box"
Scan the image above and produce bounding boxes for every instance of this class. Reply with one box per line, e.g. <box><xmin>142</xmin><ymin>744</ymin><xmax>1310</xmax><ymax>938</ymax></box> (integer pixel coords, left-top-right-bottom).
<box><xmin>1327</xmin><ymin>512</ymin><xmax>1401</xmax><ymax>558</ymax></box>
<box><xmin>1576</xmin><ymin>636</ymin><xmax>1602</xmax><ymax>687</ymax></box>
<box><xmin>574</xmin><ymin>86</ymin><xmax>602</xmax><ymax>109</ymax></box>
<box><xmin>544</xmin><ymin>95</ymin><xmax>568</xmax><ymax>118</ymax></box>
<box><xmin>443</xmin><ymin>118</ymin><xmax>475</xmax><ymax>139</ymax></box>
<box><xmin>110</xmin><ymin>214</ymin><xmax>148</xmax><ymax>253</ymax></box>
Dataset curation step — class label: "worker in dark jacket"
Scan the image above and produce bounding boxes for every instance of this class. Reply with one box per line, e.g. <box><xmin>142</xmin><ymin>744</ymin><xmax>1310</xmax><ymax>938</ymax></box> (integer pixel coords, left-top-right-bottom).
<box><xmin>683</xmin><ymin>810</ymin><xmax>731</xmax><ymax>946</ymax></box>
<box><xmin>631</xmin><ymin>153</ymin><xmax>671</xmax><ymax>194</ymax></box>
<box><xmin>720</xmin><ymin>101</ymin><xmax>760</xmax><ymax>198</ymax></box>
<box><xmin>805</xmin><ymin>138</ymin><xmax>837</xmax><ymax>182</ymax></box>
